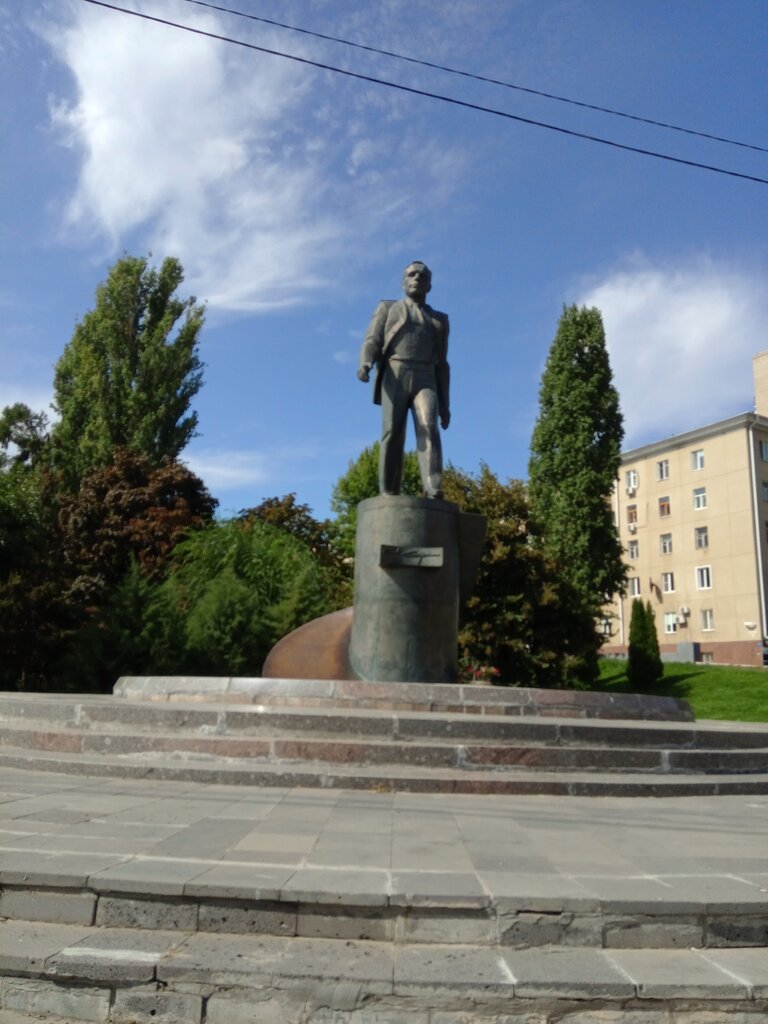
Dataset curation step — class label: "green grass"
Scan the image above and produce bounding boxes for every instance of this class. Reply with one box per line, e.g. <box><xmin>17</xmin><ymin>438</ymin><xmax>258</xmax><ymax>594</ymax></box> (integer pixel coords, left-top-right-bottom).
<box><xmin>598</xmin><ymin>658</ymin><xmax>768</xmax><ymax>723</ymax></box>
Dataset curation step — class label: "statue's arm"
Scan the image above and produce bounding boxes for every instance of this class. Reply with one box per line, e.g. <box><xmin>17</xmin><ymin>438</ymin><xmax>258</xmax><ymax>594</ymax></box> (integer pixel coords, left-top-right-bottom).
<box><xmin>436</xmin><ymin>314</ymin><xmax>451</xmax><ymax>428</ymax></box>
<box><xmin>358</xmin><ymin>301</ymin><xmax>390</xmax><ymax>382</ymax></box>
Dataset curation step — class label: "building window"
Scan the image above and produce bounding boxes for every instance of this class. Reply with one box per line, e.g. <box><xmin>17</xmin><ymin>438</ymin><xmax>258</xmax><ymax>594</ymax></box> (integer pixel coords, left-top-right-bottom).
<box><xmin>629</xmin><ymin>577</ymin><xmax>641</xmax><ymax>596</ymax></box>
<box><xmin>691</xmin><ymin>448</ymin><xmax>705</xmax><ymax>470</ymax></box>
<box><xmin>696</xmin><ymin>565</ymin><xmax>712</xmax><ymax>590</ymax></box>
<box><xmin>664</xmin><ymin>612</ymin><xmax>678</xmax><ymax>634</ymax></box>
<box><xmin>658</xmin><ymin>496</ymin><xmax>671</xmax><ymax>517</ymax></box>
<box><xmin>660</xmin><ymin>533</ymin><xmax>673</xmax><ymax>555</ymax></box>
<box><xmin>693</xmin><ymin>487</ymin><xmax>707</xmax><ymax>510</ymax></box>
<box><xmin>759</xmin><ymin>440</ymin><xmax>768</xmax><ymax>462</ymax></box>
<box><xmin>628</xmin><ymin>539</ymin><xmax>639</xmax><ymax>559</ymax></box>
<box><xmin>701</xmin><ymin>608</ymin><xmax>714</xmax><ymax>631</ymax></box>
<box><xmin>657</xmin><ymin>459</ymin><xmax>669</xmax><ymax>481</ymax></box>
<box><xmin>763</xmin><ymin>481</ymin><xmax>768</xmax><ymax>503</ymax></box>
<box><xmin>627</xmin><ymin>504</ymin><xmax>638</xmax><ymax>525</ymax></box>
<box><xmin>600</xmin><ymin>617</ymin><xmax>613</xmax><ymax>637</ymax></box>
<box><xmin>662</xmin><ymin>572</ymin><xmax>675</xmax><ymax>593</ymax></box>
<box><xmin>695</xmin><ymin>526</ymin><xmax>709</xmax><ymax>549</ymax></box>
<box><xmin>701</xmin><ymin>652</ymin><xmax>714</xmax><ymax>664</ymax></box>
<box><xmin>625</xmin><ymin>469</ymin><xmax>638</xmax><ymax>492</ymax></box>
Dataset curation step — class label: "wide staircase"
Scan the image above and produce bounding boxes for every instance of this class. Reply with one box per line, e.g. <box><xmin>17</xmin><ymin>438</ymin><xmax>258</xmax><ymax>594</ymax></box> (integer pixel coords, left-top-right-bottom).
<box><xmin>1</xmin><ymin>677</ymin><xmax>768</xmax><ymax>1022</ymax></box>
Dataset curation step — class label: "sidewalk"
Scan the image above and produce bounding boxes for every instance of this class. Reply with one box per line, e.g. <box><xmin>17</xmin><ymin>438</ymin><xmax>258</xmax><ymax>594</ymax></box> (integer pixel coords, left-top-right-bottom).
<box><xmin>2</xmin><ymin>766</ymin><xmax>768</xmax><ymax>922</ymax></box>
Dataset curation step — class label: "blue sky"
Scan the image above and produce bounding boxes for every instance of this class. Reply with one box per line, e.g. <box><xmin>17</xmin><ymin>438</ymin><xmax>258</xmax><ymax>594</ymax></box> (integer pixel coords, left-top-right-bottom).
<box><xmin>2</xmin><ymin>0</ymin><xmax>767</xmax><ymax>519</ymax></box>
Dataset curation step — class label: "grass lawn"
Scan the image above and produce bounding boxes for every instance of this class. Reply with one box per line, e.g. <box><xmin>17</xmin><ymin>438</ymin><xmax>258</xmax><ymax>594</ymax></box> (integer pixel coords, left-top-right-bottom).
<box><xmin>598</xmin><ymin>658</ymin><xmax>768</xmax><ymax>723</ymax></box>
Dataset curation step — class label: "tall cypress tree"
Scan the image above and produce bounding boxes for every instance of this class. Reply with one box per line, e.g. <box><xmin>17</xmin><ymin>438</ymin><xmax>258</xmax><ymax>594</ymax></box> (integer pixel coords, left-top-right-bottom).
<box><xmin>528</xmin><ymin>305</ymin><xmax>625</xmax><ymax>683</ymax></box>
<box><xmin>627</xmin><ymin>599</ymin><xmax>663</xmax><ymax>691</ymax></box>
<box><xmin>51</xmin><ymin>255</ymin><xmax>204</xmax><ymax>489</ymax></box>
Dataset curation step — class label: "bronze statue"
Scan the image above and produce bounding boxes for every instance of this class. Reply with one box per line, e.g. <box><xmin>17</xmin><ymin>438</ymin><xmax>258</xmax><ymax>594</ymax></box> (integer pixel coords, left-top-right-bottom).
<box><xmin>358</xmin><ymin>261</ymin><xmax>450</xmax><ymax>498</ymax></box>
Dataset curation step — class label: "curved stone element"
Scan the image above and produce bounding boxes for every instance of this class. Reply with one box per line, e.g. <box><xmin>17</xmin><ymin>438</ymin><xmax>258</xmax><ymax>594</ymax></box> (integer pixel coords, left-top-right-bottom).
<box><xmin>261</xmin><ymin>606</ymin><xmax>357</xmax><ymax>681</ymax></box>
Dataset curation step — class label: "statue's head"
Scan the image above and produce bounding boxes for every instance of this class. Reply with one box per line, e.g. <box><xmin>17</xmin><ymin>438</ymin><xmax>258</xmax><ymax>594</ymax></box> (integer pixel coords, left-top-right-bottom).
<box><xmin>402</xmin><ymin>261</ymin><xmax>432</xmax><ymax>302</ymax></box>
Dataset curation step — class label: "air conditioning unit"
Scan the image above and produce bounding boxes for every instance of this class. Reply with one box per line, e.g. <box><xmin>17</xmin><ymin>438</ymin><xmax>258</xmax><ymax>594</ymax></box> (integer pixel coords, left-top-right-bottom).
<box><xmin>679</xmin><ymin>606</ymin><xmax>690</xmax><ymax>616</ymax></box>
<box><xmin>628</xmin><ymin>523</ymin><xmax>637</xmax><ymax>533</ymax></box>
<box><xmin>676</xmin><ymin>614</ymin><xmax>687</xmax><ymax>625</ymax></box>
<box><xmin>626</xmin><ymin>486</ymin><xmax>636</xmax><ymax>496</ymax></box>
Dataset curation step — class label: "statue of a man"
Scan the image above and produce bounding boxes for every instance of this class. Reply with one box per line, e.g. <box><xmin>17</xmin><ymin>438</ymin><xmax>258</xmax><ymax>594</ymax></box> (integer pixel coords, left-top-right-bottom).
<box><xmin>358</xmin><ymin>261</ymin><xmax>450</xmax><ymax>499</ymax></box>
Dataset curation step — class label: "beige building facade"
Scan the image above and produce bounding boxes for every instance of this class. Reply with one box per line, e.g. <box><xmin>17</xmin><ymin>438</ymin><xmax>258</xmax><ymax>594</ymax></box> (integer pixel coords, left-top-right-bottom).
<box><xmin>603</xmin><ymin>353</ymin><xmax>768</xmax><ymax>667</ymax></box>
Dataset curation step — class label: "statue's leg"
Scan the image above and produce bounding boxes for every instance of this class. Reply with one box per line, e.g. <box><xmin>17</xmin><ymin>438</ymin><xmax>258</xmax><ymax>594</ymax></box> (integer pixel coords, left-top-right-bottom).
<box><xmin>412</xmin><ymin>383</ymin><xmax>443</xmax><ymax>499</ymax></box>
<box><xmin>380</xmin><ymin>365</ymin><xmax>409</xmax><ymax>495</ymax></box>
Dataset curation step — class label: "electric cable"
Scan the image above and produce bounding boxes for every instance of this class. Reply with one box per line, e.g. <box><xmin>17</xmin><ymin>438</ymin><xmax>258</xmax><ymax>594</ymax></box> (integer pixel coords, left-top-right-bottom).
<box><xmin>179</xmin><ymin>0</ymin><xmax>768</xmax><ymax>156</ymax></box>
<box><xmin>79</xmin><ymin>0</ymin><xmax>768</xmax><ymax>186</ymax></box>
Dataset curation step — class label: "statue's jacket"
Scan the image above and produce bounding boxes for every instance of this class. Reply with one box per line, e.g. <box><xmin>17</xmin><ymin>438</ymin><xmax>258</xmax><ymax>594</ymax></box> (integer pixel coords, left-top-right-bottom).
<box><xmin>360</xmin><ymin>298</ymin><xmax>450</xmax><ymax>418</ymax></box>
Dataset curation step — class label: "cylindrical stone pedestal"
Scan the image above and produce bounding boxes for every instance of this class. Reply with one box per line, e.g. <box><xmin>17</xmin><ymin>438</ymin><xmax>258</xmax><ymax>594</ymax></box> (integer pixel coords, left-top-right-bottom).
<box><xmin>349</xmin><ymin>495</ymin><xmax>464</xmax><ymax>683</ymax></box>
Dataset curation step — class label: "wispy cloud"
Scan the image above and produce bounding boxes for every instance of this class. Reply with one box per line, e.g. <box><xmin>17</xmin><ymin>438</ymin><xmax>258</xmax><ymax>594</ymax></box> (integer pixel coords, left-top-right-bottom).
<box><xmin>577</xmin><ymin>256</ymin><xmax>768</xmax><ymax>446</ymax></box>
<box><xmin>40</xmin><ymin>0</ymin><xmax>476</xmax><ymax>312</ymax></box>
<box><xmin>183</xmin><ymin>449</ymin><xmax>268</xmax><ymax>489</ymax></box>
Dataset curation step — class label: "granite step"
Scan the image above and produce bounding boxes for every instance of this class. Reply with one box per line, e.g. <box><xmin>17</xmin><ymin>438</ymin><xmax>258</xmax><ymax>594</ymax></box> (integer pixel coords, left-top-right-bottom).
<box><xmin>2</xmin><ymin>693</ymin><xmax>767</xmax><ymax>749</ymax></box>
<box><xmin>1</xmin><ymin>919</ymin><xmax>768</xmax><ymax>1024</ymax></box>
<box><xmin>114</xmin><ymin>674</ymin><xmax>696</xmax><ymax>722</ymax></box>
<box><xmin>3</xmin><ymin>745</ymin><xmax>768</xmax><ymax>795</ymax></box>
<box><xmin>1</xmin><ymin>721</ymin><xmax>767</xmax><ymax>776</ymax></box>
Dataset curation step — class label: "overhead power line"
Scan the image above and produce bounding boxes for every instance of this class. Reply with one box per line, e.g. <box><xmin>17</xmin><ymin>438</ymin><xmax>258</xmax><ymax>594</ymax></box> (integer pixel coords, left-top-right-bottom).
<box><xmin>180</xmin><ymin>0</ymin><xmax>768</xmax><ymax>157</ymax></box>
<box><xmin>80</xmin><ymin>0</ymin><xmax>768</xmax><ymax>187</ymax></box>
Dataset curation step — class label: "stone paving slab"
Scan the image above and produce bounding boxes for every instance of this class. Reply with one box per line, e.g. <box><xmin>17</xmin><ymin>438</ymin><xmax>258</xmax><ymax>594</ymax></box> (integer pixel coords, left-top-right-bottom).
<box><xmin>1</xmin><ymin>769</ymin><xmax>768</xmax><ymax>954</ymax></box>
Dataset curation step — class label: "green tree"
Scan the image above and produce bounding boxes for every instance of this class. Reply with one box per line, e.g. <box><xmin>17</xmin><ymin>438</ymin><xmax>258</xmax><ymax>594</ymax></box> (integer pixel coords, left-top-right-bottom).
<box><xmin>51</xmin><ymin>255</ymin><xmax>204</xmax><ymax>488</ymax></box>
<box><xmin>0</xmin><ymin>403</ymin><xmax>50</xmax><ymax>471</ymax></box>
<box><xmin>57</xmin><ymin>448</ymin><xmax>217</xmax><ymax>606</ymax></box>
<box><xmin>239</xmin><ymin>493</ymin><xmax>351</xmax><ymax>606</ymax></box>
<box><xmin>528</xmin><ymin>305</ymin><xmax>626</xmax><ymax>684</ymax></box>
<box><xmin>627</xmin><ymin>599</ymin><xmax>663</xmax><ymax>691</ymax></box>
<box><xmin>330</xmin><ymin>442</ymin><xmax>421</xmax><ymax>557</ymax></box>
<box><xmin>443</xmin><ymin>463</ymin><xmax>595</xmax><ymax>688</ymax></box>
<box><xmin>156</xmin><ymin>518</ymin><xmax>336</xmax><ymax>675</ymax></box>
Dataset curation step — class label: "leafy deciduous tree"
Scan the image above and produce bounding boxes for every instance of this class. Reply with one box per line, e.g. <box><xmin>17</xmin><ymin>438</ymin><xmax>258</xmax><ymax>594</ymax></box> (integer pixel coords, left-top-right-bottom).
<box><xmin>443</xmin><ymin>463</ymin><xmax>596</xmax><ymax>688</ymax></box>
<box><xmin>57</xmin><ymin>448</ymin><xmax>217</xmax><ymax>605</ymax></box>
<box><xmin>51</xmin><ymin>255</ymin><xmax>204</xmax><ymax>488</ymax></box>
<box><xmin>330</xmin><ymin>442</ymin><xmax>421</xmax><ymax>557</ymax></box>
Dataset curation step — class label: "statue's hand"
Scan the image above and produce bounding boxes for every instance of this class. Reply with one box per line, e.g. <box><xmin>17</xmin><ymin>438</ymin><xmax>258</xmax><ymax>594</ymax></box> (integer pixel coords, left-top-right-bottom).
<box><xmin>357</xmin><ymin>365</ymin><xmax>371</xmax><ymax>383</ymax></box>
<box><xmin>440</xmin><ymin>409</ymin><xmax>451</xmax><ymax>429</ymax></box>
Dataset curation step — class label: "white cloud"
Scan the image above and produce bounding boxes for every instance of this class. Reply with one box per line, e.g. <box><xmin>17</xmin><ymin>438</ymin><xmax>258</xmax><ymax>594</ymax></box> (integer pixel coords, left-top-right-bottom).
<box><xmin>183</xmin><ymin>449</ymin><xmax>268</xmax><ymax>489</ymax></box>
<box><xmin>41</xmin><ymin>1</ymin><xmax>472</xmax><ymax>312</ymax></box>
<box><xmin>577</xmin><ymin>257</ymin><xmax>768</xmax><ymax>447</ymax></box>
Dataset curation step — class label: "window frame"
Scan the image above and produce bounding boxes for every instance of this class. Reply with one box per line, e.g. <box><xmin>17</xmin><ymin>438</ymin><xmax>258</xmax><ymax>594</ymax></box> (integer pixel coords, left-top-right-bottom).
<box><xmin>656</xmin><ymin>459</ymin><xmax>670</xmax><ymax>481</ymax></box>
<box><xmin>659</xmin><ymin>533</ymin><xmax>673</xmax><ymax>555</ymax></box>
<box><xmin>700</xmin><ymin>608</ymin><xmax>714</xmax><ymax>631</ymax></box>
<box><xmin>694</xmin><ymin>525</ymin><xmax>709</xmax><ymax>550</ymax></box>
<box><xmin>663</xmin><ymin>612</ymin><xmax>678</xmax><ymax>634</ymax></box>
<box><xmin>693</xmin><ymin>486</ymin><xmax>707</xmax><ymax>510</ymax></box>
<box><xmin>691</xmin><ymin>448</ymin><xmax>705</xmax><ymax>470</ymax></box>
<box><xmin>661</xmin><ymin>571</ymin><xmax>675</xmax><ymax>593</ymax></box>
<box><xmin>658</xmin><ymin>496</ymin><xmax>671</xmax><ymax>517</ymax></box>
<box><xmin>629</xmin><ymin>576</ymin><xmax>641</xmax><ymax>597</ymax></box>
<box><xmin>696</xmin><ymin>565</ymin><xmax>712</xmax><ymax>590</ymax></box>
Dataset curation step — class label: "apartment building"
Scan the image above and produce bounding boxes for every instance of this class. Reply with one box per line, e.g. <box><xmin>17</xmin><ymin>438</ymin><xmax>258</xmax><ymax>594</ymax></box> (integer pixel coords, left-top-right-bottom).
<box><xmin>603</xmin><ymin>353</ymin><xmax>768</xmax><ymax>667</ymax></box>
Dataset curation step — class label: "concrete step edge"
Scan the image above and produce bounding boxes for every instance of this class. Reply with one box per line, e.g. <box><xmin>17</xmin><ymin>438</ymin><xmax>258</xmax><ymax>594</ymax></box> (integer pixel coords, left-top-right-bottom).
<box><xmin>3</xmin><ymin>874</ymin><xmax>768</xmax><ymax>947</ymax></box>
<box><xmin>2</xmin><ymin>918</ymin><xmax>768</xmax><ymax>1008</ymax></box>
